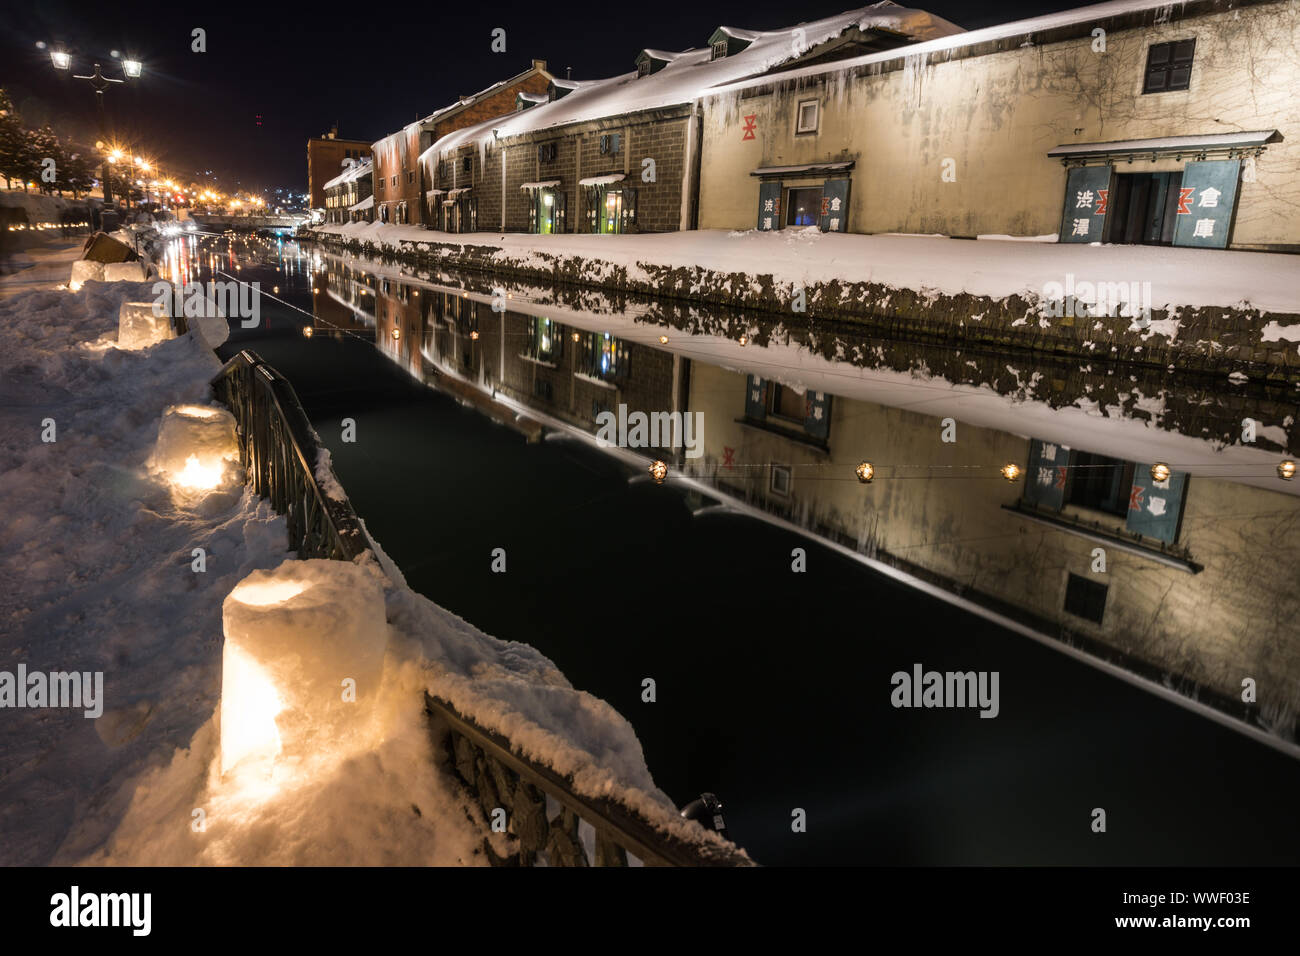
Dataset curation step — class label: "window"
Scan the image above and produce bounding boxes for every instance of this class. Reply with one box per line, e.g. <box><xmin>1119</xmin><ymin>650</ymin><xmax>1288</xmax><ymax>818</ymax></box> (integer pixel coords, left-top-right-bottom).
<box><xmin>637</xmin><ymin>59</ymin><xmax>651</xmax><ymax>78</ymax></box>
<box><xmin>796</xmin><ymin>99</ymin><xmax>819</xmax><ymax>134</ymax></box>
<box><xmin>770</xmin><ymin>465</ymin><xmax>792</xmax><ymax>497</ymax></box>
<box><xmin>538</xmin><ymin>142</ymin><xmax>557</xmax><ymax>163</ymax></box>
<box><xmin>766</xmin><ymin>384</ymin><xmax>805</xmax><ymax>423</ymax></box>
<box><xmin>526</xmin><ymin>317</ymin><xmax>561</xmax><ymax>364</ymax></box>
<box><xmin>599</xmin><ymin>133</ymin><xmax>621</xmax><ymax>155</ymax></box>
<box><xmin>1066</xmin><ymin>452</ymin><xmax>1134</xmax><ymax>517</ymax></box>
<box><xmin>1063</xmin><ymin>573</ymin><xmax>1107</xmax><ymax>625</ymax></box>
<box><xmin>407</xmin><ymin>171</ymin><xmax>415</xmax><ymax>184</ymax></box>
<box><xmin>711</xmin><ymin>40</ymin><xmax>728</xmax><ymax>60</ymax></box>
<box><xmin>462</xmin><ymin>156</ymin><xmax>472</xmax><ymax>174</ymax></box>
<box><xmin>786</xmin><ymin>187</ymin><xmax>822</xmax><ymax>227</ymax></box>
<box><xmin>578</xmin><ymin>332</ymin><xmax>628</xmax><ymax>380</ymax></box>
<box><xmin>1143</xmin><ymin>39</ymin><xmax>1195</xmax><ymax>93</ymax></box>
<box><xmin>391</xmin><ymin>175</ymin><xmax>397</xmax><ymax>187</ymax></box>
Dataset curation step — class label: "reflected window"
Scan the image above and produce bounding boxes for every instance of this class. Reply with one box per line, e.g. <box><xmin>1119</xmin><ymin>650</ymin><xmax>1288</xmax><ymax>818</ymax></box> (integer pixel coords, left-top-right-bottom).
<box><xmin>526</xmin><ymin>317</ymin><xmax>561</xmax><ymax>364</ymax></box>
<box><xmin>578</xmin><ymin>331</ymin><xmax>628</xmax><ymax>380</ymax></box>
<box><xmin>1067</xmin><ymin>451</ymin><xmax>1133</xmax><ymax>517</ymax></box>
<box><xmin>767</xmin><ymin>384</ymin><xmax>806</xmax><ymax>423</ymax></box>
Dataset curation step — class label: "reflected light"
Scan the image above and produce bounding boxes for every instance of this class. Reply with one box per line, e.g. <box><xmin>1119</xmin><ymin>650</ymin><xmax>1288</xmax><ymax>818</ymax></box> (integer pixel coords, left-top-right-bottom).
<box><xmin>1150</xmin><ymin>462</ymin><xmax>1171</xmax><ymax>483</ymax></box>
<box><xmin>1001</xmin><ymin>462</ymin><xmax>1022</xmax><ymax>482</ymax></box>
<box><xmin>1279</xmin><ymin>460</ymin><xmax>1296</xmax><ymax>481</ymax></box>
<box><xmin>856</xmin><ymin>461</ymin><xmax>875</xmax><ymax>483</ymax></box>
<box><xmin>649</xmin><ymin>460</ymin><xmax>668</xmax><ymax>484</ymax></box>
<box><xmin>230</xmin><ymin>578</ymin><xmax>310</xmax><ymax>606</ymax></box>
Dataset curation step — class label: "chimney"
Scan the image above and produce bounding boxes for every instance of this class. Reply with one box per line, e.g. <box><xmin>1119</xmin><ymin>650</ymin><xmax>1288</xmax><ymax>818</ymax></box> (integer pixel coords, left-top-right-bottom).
<box><xmin>533</xmin><ymin>58</ymin><xmax>547</xmax><ymax>72</ymax></box>
<box><xmin>566</xmin><ymin>66</ymin><xmax>572</xmax><ymax>79</ymax></box>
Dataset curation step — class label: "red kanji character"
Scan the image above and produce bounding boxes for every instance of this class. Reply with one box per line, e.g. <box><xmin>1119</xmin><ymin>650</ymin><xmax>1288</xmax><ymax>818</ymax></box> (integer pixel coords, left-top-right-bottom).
<box><xmin>1129</xmin><ymin>484</ymin><xmax>1145</xmax><ymax>511</ymax></box>
<box><xmin>1055</xmin><ymin>466</ymin><xmax>1067</xmax><ymax>490</ymax></box>
<box><xmin>1095</xmin><ymin>189</ymin><xmax>1108</xmax><ymax>216</ymax></box>
<box><xmin>722</xmin><ymin>446</ymin><xmax>735</xmax><ymax>470</ymax></box>
<box><xmin>1175</xmin><ymin>187</ymin><xmax>1195</xmax><ymax>215</ymax></box>
<box><xmin>741</xmin><ymin>115</ymin><xmax>757</xmax><ymax>141</ymax></box>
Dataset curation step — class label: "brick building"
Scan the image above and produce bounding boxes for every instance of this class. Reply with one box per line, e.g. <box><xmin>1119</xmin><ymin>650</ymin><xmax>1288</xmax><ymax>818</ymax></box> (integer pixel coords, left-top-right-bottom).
<box><xmin>372</xmin><ymin>61</ymin><xmax>553</xmax><ymax>227</ymax></box>
<box><xmin>417</xmin><ymin>5</ymin><xmax>957</xmax><ymax>235</ymax></box>
<box><xmin>307</xmin><ymin>127</ymin><xmax>374</xmax><ymax>210</ymax></box>
<box><xmin>322</xmin><ymin>158</ymin><xmax>373</xmax><ymax>224</ymax></box>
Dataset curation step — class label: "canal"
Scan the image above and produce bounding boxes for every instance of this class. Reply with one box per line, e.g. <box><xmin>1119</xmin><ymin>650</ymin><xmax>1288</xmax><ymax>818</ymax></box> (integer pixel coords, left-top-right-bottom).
<box><xmin>163</xmin><ymin>231</ymin><xmax>1300</xmax><ymax>866</ymax></box>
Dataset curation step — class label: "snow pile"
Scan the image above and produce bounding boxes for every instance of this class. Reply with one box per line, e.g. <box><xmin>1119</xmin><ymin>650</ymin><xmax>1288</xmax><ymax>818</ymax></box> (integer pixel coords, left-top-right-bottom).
<box><xmin>0</xmin><ymin>281</ymin><xmax>294</xmax><ymax>866</ymax></box>
<box><xmin>117</xmin><ymin>300</ymin><xmax>174</xmax><ymax>350</ymax></box>
<box><xmin>315</xmin><ymin>222</ymin><xmax>1300</xmax><ymax>316</ymax></box>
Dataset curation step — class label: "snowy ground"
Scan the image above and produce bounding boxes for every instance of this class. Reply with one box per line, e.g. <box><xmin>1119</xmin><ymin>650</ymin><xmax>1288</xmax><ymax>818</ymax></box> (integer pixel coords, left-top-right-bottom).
<box><xmin>315</xmin><ymin>222</ymin><xmax>1300</xmax><ymax>317</ymax></box>
<box><xmin>0</xmin><ymin>269</ymin><xmax>698</xmax><ymax>865</ymax></box>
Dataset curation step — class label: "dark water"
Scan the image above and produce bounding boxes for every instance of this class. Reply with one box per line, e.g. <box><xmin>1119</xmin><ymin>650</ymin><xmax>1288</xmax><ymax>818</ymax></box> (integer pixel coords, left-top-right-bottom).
<box><xmin>172</xmin><ymin>232</ymin><xmax>1300</xmax><ymax>866</ymax></box>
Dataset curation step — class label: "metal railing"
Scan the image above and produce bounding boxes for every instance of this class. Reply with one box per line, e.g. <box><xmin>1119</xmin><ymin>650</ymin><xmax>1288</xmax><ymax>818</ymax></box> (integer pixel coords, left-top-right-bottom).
<box><xmin>209</xmin><ymin>348</ymin><xmax>752</xmax><ymax>865</ymax></box>
<box><xmin>210</xmin><ymin>349</ymin><xmax>370</xmax><ymax>561</ymax></box>
<box><xmin>425</xmin><ymin>691</ymin><xmax>755</xmax><ymax>867</ymax></box>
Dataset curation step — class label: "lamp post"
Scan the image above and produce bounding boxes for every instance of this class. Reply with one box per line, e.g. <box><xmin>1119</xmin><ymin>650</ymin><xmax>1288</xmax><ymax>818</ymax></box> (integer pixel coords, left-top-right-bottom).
<box><xmin>50</xmin><ymin>49</ymin><xmax>143</xmax><ymax>206</ymax></box>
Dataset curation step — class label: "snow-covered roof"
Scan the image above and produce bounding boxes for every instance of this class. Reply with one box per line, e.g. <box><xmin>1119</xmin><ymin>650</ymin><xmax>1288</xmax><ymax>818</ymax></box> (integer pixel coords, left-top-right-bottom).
<box><xmin>520</xmin><ymin>180</ymin><xmax>563</xmax><ymax>190</ymax></box>
<box><xmin>421</xmin><ymin>4</ymin><xmax>962</xmax><ymax>163</ymax></box>
<box><xmin>708</xmin><ymin>0</ymin><xmax>1241</xmax><ymax>101</ymax></box>
<box><xmin>713</xmin><ymin>26</ymin><xmax>761</xmax><ymax>42</ymax></box>
<box><xmin>637</xmin><ymin>48</ymin><xmax>688</xmax><ymax>62</ymax></box>
<box><xmin>323</xmin><ymin>158</ymin><xmax>373</xmax><ymax>191</ymax></box>
<box><xmin>752</xmin><ymin>161</ymin><xmax>856</xmax><ymax>176</ymax></box>
<box><xmin>579</xmin><ymin>173</ymin><xmax>627</xmax><ymax>186</ymax></box>
<box><xmin>1048</xmin><ymin>130</ymin><xmax>1279</xmax><ymax>158</ymax></box>
<box><xmin>349</xmin><ymin>195</ymin><xmax>374</xmax><ymax>212</ymax></box>
<box><xmin>426</xmin><ymin>188</ymin><xmax>446</xmax><ymax>198</ymax></box>
<box><xmin>447</xmin><ymin>187</ymin><xmax>471</xmax><ymax>198</ymax></box>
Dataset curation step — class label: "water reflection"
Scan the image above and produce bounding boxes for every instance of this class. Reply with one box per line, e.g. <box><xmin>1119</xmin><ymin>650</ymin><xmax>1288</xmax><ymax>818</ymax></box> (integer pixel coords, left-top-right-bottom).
<box><xmin>302</xmin><ymin>246</ymin><xmax>1300</xmax><ymax>744</ymax></box>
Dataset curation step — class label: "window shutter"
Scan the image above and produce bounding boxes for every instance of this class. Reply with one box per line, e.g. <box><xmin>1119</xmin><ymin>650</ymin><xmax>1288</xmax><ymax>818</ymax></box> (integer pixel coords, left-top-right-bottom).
<box><xmin>1172</xmin><ymin>159</ymin><xmax>1240</xmax><ymax>250</ymax></box>
<box><xmin>1125</xmin><ymin>466</ymin><xmax>1187</xmax><ymax>543</ymax></box>
<box><xmin>1059</xmin><ymin>166</ymin><xmax>1113</xmax><ymax>243</ymax></box>
<box><xmin>818</xmin><ymin>179</ymin><xmax>850</xmax><ymax>232</ymax></box>
<box><xmin>1022</xmin><ymin>439</ymin><xmax>1071</xmax><ymax>511</ymax></box>
<box><xmin>745</xmin><ymin>375</ymin><xmax>768</xmax><ymax>420</ymax></box>
<box><xmin>622</xmin><ymin>186</ymin><xmax>637</xmax><ymax>228</ymax></box>
<box><xmin>757</xmin><ymin>181</ymin><xmax>781</xmax><ymax>231</ymax></box>
<box><xmin>803</xmin><ymin>391</ymin><xmax>831</xmax><ymax>440</ymax></box>
<box><xmin>612</xmin><ymin>133</ymin><xmax>621</xmax><ymax>154</ymax></box>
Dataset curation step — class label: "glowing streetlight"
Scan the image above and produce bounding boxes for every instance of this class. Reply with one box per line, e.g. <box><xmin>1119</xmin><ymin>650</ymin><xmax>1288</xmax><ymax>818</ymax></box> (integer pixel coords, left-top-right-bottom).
<box><xmin>122</xmin><ymin>58</ymin><xmax>143</xmax><ymax>78</ymax></box>
<box><xmin>50</xmin><ymin>50</ymin><xmax>71</xmax><ymax>70</ymax></box>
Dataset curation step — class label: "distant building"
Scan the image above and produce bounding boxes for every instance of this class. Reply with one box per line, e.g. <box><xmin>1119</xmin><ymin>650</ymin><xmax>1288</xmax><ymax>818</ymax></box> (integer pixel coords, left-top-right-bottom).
<box><xmin>307</xmin><ymin>127</ymin><xmax>374</xmax><ymax>211</ymax></box>
<box><xmin>417</xmin><ymin>4</ymin><xmax>957</xmax><ymax>235</ymax></box>
<box><xmin>372</xmin><ymin>60</ymin><xmax>554</xmax><ymax>227</ymax></box>
<box><xmin>323</xmin><ymin>158</ymin><xmax>373</xmax><ymax>224</ymax></box>
<box><xmin>698</xmin><ymin>0</ymin><xmax>1300</xmax><ymax>252</ymax></box>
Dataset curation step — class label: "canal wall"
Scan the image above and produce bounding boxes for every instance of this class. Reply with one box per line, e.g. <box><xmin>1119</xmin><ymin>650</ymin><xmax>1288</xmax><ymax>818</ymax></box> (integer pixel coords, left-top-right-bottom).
<box><xmin>306</xmin><ymin>224</ymin><xmax>1300</xmax><ymax>384</ymax></box>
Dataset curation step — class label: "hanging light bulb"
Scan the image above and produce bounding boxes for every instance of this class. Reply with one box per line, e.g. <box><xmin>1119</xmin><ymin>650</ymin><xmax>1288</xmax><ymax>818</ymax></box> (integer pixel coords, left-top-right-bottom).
<box><xmin>1279</xmin><ymin>459</ymin><xmax>1296</xmax><ymax>481</ymax></box>
<box><xmin>649</xmin><ymin>460</ymin><xmax>668</xmax><ymax>484</ymax></box>
<box><xmin>1150</xmin><ymin>462</ymin><xmax>1171</xmax><ymax>483</ymax></box>
<box><xmin>1001</xmin><ymin>462</ymin><xmax>1022</xmax><ymax>482</ymax></box>
<box><xmin>855</xmin><ymin>461</ymin><xmax>875</xmax><ymax>483</ymax></box>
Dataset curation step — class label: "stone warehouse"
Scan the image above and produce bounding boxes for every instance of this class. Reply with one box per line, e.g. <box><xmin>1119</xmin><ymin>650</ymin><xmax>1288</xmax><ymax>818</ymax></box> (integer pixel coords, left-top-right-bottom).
<box><xmin>698</xmin><ymin>0</ymin><xmax>1300</xmax><ymax>251</ymax></box>
<box><xmin>415</xmin><ymin>4</ymin><xmax>962</xmax><ymax>235</ymax></box>
<box><xmin>371</xmin><ymin>61</ymin><xmax>554</xmax><ymax>227</ymax></box>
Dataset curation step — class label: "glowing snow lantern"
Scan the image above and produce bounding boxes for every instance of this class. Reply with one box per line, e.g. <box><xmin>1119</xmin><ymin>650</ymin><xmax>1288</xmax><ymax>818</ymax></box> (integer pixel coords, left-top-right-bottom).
<box><xmin>1150</xmin><ymin>462</ymin><xmax>1171</xmax><ymax>483</ymax></box>
<box><xmin>70</xmin><ymin>259</ymin><xmax>108</xmax><ymax>290</ymax></box>
<box><xmin>220</xmin><ymin>560</ymin><xmax>388</xmax><ymax>778</ymax></box>
<box><xmin>118</xmin><ymin>300</ymin><xmax>175</xmax><ymax>349</ymax></box>
<box><xmin>649</xmin><ymin>460</ymin><xmax>668</xmax><ymax>484</ymax></box>
<box><xmin>855</xmin><ymin>461</ymin><xmax>875</xmax><ymax>483</ymax></box>
<box><xmin>149</xmin><ymin>404</ymin><xmax>238</xmax><ymax>492</ymax></box>
<box><xmin>1001</xmin><ymin>462</ymin><xmax>1022</xmax><ymax>482</ymax></box>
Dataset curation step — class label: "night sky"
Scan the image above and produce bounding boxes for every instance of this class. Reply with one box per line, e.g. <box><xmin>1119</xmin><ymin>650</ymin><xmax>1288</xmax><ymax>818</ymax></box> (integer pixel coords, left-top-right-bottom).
<box><xmin>0</xmin><ymin>0</ymin><xmax>1081</xmax><ymax>194</ymax></box>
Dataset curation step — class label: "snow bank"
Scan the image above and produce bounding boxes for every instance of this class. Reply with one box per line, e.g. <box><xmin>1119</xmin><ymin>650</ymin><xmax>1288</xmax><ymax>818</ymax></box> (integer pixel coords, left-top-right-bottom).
<box><xmin>314</xmin><ymin>222</ymin><xmax>1300</xmax><ymax>315</ymax></box>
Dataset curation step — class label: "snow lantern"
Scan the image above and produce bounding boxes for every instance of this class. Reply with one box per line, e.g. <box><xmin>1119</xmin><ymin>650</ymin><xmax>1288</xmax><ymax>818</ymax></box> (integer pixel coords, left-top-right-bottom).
<box><xmin>69</xmin><ymin>259</ymin><xmax>105</xmax><ymax>290</ymax></box>
<box><xmin>104</xmin><ymin>261</ymin><xmax>147</xmax><ymax>282</ymax></box>
<box><xmin>220</xmin><ymin>560</ymin><xmax>389</xmax><ymax>777</ymax></box>
<box><xmin>118</xmin><ymin>300</ymin><xmax>176</xmax><ymax>350</ymax></box>
<box><xmin>149</xmin><ymin>404</ymin><xmax>239</xmax><ymax>492</ymax></box>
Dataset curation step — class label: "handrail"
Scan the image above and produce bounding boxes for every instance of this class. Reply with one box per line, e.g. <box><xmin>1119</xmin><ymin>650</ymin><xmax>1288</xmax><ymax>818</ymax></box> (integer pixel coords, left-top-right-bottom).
<box><xmin>424</xmin><ymin>691</ymin><xmax>755</xmax><ymax>867</ymax></box>
<box><xmin>210</xmin><ymin>349</ymin><xmax>371</xmax><ymax>561</ymax></box>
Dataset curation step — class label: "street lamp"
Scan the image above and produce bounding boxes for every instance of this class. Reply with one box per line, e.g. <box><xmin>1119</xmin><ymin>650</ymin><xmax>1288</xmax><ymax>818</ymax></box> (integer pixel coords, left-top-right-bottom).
<box><xmin>52</xmin><ymin>53</ymin><xmax>143</xmax><ymax>206</ymax></box>
<box><xmin>122</xmin><ymin>58</ymin><xmax>143</xmax><ymax>79</ymax></box>
<box><xmin>50</xmin><ymin>50</ymin><xmax>72</xmax><ymax>70</ymax></box>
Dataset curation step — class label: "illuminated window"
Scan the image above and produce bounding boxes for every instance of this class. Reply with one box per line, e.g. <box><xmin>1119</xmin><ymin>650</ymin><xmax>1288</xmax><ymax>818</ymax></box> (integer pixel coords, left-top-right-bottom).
<box><xmin>785</xmin><ymin>187</ymin><xmax>821</xmax><ymax>227</ymax></box>
<box><xmin>711</xmin><ymin>40</ymin><xmax>728</xmax><ymax>60</ymax></box>
<box><xmin>578</xmin><ymin>331</ymin><xmax>629</xmax><ymax>380</ymax></box>
<box><xmin>526</xmin><ymin>317</ymin><xmax>561</xmax><ymax>363</ymax></box>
